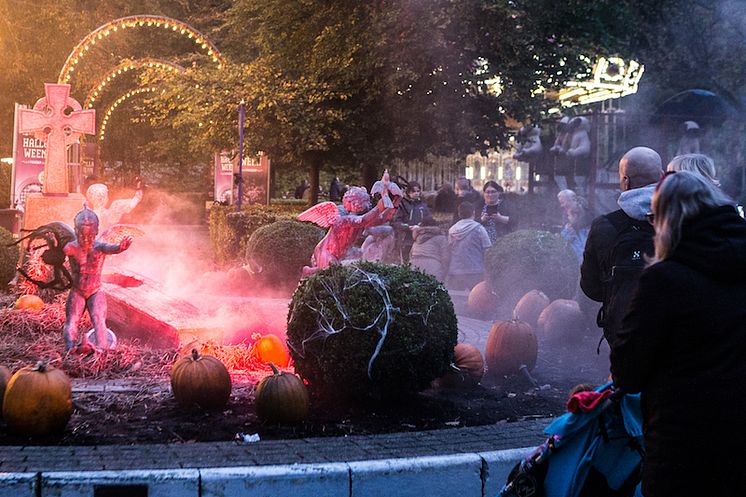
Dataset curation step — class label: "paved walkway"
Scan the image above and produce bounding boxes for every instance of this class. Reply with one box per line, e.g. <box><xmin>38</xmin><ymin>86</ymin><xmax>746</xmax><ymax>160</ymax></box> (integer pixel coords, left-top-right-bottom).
<box><xmin>0</xmin><ymin>418</ymin><xmax>548</xmax><ymax>473</ymax></box>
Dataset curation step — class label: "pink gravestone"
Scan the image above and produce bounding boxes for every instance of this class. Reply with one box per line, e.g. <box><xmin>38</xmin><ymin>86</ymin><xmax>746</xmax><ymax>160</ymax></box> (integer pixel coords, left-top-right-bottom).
<box><xmin>18</xmin><ymin>84</ymin><xmax>95</xmax><ymax>194</ymax></box>
<box><xmin>17</xmin><ymin>84</ymin><xmax>94</xmax><ymax>229</ymax></box>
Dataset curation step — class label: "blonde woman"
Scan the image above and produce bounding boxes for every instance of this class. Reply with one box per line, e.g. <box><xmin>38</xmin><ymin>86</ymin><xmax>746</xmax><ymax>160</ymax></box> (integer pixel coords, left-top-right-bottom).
<box><xmin>666</xmin><ymin>153</ymin><xmax>720</xmax><ymax>186</ymax></box>
<box><xmin>611</xmin><ymin>171</ymin><xmax>746</xmax><ymax>497</ymax></box>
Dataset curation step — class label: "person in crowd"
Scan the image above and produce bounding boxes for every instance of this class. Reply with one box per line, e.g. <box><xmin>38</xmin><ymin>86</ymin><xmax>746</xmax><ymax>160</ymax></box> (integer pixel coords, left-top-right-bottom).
<box><xmin>452</xmin><ymin>177</ymin><xmax>482</xmax><ymax>223</ymax></box>
<box><xmin>410</xmin><ymin>216</ymin><xmax>449</xmax><ymax>282</ymax></box>
<box><xmin>666</xmin><ymin>153</ymin><xmax>719</xmax><ymax>186</ymax></box>
<box><xmin>393</xmin><ymin>181</ymin><xmax>431</xmax><ymax>262</ymax></box>
<box><xmin>434</xmin><ymin>182</ymin><xmax>457</xmax><ymax>213</ymax></box>
<box><xmin>611</xmin><ymin>171</ymin><xmax>746</xmax><ymax>497</ymax></box>
<box><xmin>476</xmin><ymin>181</ymin><xmax>515</xmax><ymax>243</ymax></box>
<box><xmin>294</xmin><ymin>180</ymin><xmax>310</xmax><ymax>199</ymax></box>
<box><xmin>557</xmin><ymin>189</ymin><xmax>594</xmax><ymax>263</ymax></box>
<box><xmin>580</xmin><ymin>147</ymin><xmax>663</xmax><ymax>349</ymax></box>
<box><xmin>446</xmin><ymin>201</ymin><xmax>491</xmax><ymax>291</ymax></box>
<box><xmin>329</xmin><ymin>176</ymin><xmax>342</xmax><ymax>202</ymax></box>
<box><xmin>361</xmin><ymin>225</ymin><xmax>396</xmax><ymax>263</ymax></box>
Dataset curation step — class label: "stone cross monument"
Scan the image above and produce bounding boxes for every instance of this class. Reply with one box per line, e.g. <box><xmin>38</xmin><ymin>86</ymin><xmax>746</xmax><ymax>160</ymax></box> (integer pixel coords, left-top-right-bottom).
<box><xmin>17</xmin><ymin>84</ymin><xmax>95</xmax><ymax>229</ymax></box>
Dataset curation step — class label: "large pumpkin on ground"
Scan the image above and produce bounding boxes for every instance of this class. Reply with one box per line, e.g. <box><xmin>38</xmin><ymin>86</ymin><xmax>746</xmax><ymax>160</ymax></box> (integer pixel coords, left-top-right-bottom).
<box><xmin>252</xmin><ymin>334</ymin><xmax>291</xmax><ymax>367</ymax></box>
<box><xmin>2</xmin><ymin>362</ymin><xmax>72</xmax><ymax>436</ymax></box>
<box><xmin>255</xmin><ymin>363</ymin><xmax>309</xmax><ymax>424</ymax></box>
<box><xmin>171</xmin><ymin>349</ymin><xmax>232</xmax><ymax>410</ymax></box>
<box><xmin>467</xmin><ymin>281</ymin><xmax>499</xmax><ymax>317</ymax></box>
<box><xmin>484</xmin><ymin>319</ymin><xmax>538</xmax><ymax>377</ymax></box>
<box><xmin>0</xmin><ymin>365</ymin><xmax>10</xmax><ymax>414</ymax></box>
<box><xmin>439</xmin><ymin>343</ymin><xmax>485</xmax><ymax>388</ymax></box>
<box><xmin>513</xmin><ymin>290</ymin><xmax>551</xmax><ymax>329</ymax></box>
<box><xmin>537</xmin><ymin>299</ymin><xmax>585</xmax><ymax>343</ymax></box>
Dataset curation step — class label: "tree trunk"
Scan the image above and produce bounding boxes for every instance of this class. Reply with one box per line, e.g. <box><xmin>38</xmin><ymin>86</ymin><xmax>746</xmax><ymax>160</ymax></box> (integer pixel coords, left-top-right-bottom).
<box><xmin>362</xmin><ymin>163</ymin><xmax>380</xmax><ymax>192</ymax></box>
<box><xmin>305</xmin><ymin>152</ymin><xmax>323</xmax><ymax>205</ymax></box>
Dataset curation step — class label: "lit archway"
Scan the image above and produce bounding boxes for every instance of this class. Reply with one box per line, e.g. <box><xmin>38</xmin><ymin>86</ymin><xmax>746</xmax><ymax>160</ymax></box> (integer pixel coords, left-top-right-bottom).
<box><xmin>58</xmin><ymin>15</ymin><xmax>225</xmax><ymax>84</ymax></box>
<box><xmin>98</xmin><ymin>87</ymin><xmax>157</xmax><ymax>142</ymax></box>
<box><xmin>85</xmin><ymin>58</ymin><xmax>184</xmax><ymax>108</ymax></box>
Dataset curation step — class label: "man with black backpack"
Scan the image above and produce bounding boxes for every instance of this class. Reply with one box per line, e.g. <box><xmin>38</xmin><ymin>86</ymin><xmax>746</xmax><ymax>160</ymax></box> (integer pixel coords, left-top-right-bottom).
<box><xmin>580</xmin><ymin>147</ymin><xmax>664</xmax><ymax>349</ymax></box>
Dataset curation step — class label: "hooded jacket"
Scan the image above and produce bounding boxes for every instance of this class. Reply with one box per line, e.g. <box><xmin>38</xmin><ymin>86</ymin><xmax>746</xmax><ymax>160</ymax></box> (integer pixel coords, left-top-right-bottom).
<box><xmin>410</xmin><ymin>226</ymin><xmax>449</xmax><ymax>281</ymax></box>
<box><xmin>611</xmin><ymin>205</ymin><xmax>746</xmax><ymax>496</ymax></box>
<box><xmin>447</xmin><ymin>219</ymin><xmax>491</xmax><ymax>276</ymax></box>
<box><xmin>580</xmin><ymin>184</ymin><xmax>657</xmax><ymax>302</ymax></box>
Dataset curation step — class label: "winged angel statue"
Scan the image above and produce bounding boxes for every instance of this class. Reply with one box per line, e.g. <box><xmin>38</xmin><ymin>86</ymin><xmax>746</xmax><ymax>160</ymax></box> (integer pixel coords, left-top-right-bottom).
<box><xmin>297</xmin><ymin>171</ymin><xmax>401</xmax><ymax>275</ymax></box>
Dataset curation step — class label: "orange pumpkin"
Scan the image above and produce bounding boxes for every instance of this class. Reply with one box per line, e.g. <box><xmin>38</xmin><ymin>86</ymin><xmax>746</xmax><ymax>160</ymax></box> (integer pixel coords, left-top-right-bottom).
<box><xmin>484</xmin><ymin>319</ymin><xmax>538</xmax><ymax>377</ymax></box>
<box><xmin>513</xmin><ymin>290</ymin><xmax>550</xmax><ymax>329</ymax></box>
<box><xmin>536</xmin><ymin>299</ymin><xmax>584</xmax><ymax>343</ymax></box>
<box><xmin>439</xmin><ymin>343</ymin><xmax>485</xmax><ymax>388</ymax></box>
<box><xmin>467</xmin><ymin>281</ymin><xmax>499</xmax><ymax>316</ymax></box>
<box><xmin>171</xmin><ymin>349</ymin><xmax>232</xmax><ymax>410</ymax></box>
<box><xmin>252</xmin><ymin>334</ymin><xmax>291</xmax><ymax>367</ymax></box>
<box><xmin>255</xmin><ymin>363</ymin><xmax>309</xmax><ymax>424</ymax></box>
<box><xmin>14</xmin><ymin>295</ymin><xmax>44</xmax><ymax>312</ymax></box>
<box><xmin>0</xmin><ymin>365</ymin><xmax>10</xmax><ymax>415</ymax></box>
<box><xmin>2</xmin><ymin>362</ymin><xmax>72</xmax><ymax>436</ymax></box>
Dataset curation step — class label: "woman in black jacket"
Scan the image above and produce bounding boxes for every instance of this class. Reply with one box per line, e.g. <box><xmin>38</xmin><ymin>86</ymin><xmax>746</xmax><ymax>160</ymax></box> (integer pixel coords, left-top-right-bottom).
<box><xmin>611</xmin><ymin>171</ymin><xmax>746</xmax><ymax>497</ymax></box>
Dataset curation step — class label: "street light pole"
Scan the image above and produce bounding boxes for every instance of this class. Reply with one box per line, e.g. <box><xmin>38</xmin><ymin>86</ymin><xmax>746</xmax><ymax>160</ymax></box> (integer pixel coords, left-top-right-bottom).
<box><xmin>237</xmin><ymin>99</ymin><xmax>245</xmax><ymax>211</ymax></box>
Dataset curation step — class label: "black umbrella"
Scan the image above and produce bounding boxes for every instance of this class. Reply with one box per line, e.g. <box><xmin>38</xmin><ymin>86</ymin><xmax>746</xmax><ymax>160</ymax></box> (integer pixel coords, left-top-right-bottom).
<box><xmin>653</xmin><ymin>89</ymin><xmax>739</xmax><ymax>125</ymax></box>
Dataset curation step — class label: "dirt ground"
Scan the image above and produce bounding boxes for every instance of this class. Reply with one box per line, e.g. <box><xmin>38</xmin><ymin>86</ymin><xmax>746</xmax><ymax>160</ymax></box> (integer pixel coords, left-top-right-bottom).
<box><xmin>0</xmin><ymin>293</ymin><xmax>612</xmax><ymax>446</ymax></box>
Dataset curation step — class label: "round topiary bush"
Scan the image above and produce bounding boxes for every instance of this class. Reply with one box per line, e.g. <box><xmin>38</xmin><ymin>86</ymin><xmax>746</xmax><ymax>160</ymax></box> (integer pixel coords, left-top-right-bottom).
<box><xmin>484</xmin><ymin>230</ymin><xmax>578</xmax><ymax>318</ymax></box>
<box><xmin>0</xmin><ymin>227</ymin><xmax>18</xmax><ymax>287</ymax></box>
<box><xmin>287</xmin><ymin>261</ymin><xmax>458</xmax><ymax>399</ymax></box>
<box><xmin>245</xmin><ymin>220</ymin><xmax>324</xmax><ymax>286</ymax></box>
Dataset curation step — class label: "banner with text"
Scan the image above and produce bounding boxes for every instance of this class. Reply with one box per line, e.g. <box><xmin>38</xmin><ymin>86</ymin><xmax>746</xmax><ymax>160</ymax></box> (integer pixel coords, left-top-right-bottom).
<box><xmin>214</xmin><ymin>151</ymin><xmax>235</xmax><ymax>205</ymax></box>
<box><xmin>237</xmin><ymin>153</ymin><xmax>270</xmax><ymax>206</ymax></box>
<box><xmin>11</xmin><ymin>103</ymin><xmax>46</xmax><ymax>211</ymax></box>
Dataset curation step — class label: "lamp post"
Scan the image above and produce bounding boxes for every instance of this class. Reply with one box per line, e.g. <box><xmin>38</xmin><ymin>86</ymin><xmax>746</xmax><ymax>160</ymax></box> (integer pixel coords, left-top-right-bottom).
<box><xmin>237</xmin><ymin>98</ymin><xmax>245</xmax><ymax>211</ymax></box>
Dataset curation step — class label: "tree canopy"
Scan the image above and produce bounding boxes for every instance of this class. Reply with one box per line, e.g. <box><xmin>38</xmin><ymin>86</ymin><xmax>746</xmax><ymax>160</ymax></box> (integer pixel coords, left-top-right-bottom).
<box><xmin>4</xmin><ymin>0</ymin><xmax>743</xmax><ymax>198</ymax></box>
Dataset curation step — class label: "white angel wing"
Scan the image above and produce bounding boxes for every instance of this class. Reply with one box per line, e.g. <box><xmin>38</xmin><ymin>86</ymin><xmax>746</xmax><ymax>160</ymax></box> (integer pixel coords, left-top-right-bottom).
<box><xmin>370</xmin><ymin>180</ymin><xmax>386</xmax><ymax>196</ymax></box>
<box><xmin>297</xmin><ymin>201</ymin><xmax>342</xmax><ymax>227</ymax></box>
<box><xmin>388</xmin><ymin>182</ymin><xmax>403</xmax><ymax>197</ymax></box>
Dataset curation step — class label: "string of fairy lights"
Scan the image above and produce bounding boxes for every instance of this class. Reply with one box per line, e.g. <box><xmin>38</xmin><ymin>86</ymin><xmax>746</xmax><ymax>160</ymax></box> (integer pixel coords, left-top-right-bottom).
<box><xmin>98</xmin><ymin>87</ymin><xmax>157</xmax><ymax>142</ymax></box>
<box><xmin>84</xmin><ymin>58</ymin><xmax>184</xmax><ymax>109</ymax></box>
<box><xmin>58</xmin><ymin>15</ymin><xmax>224</xmax><ymax>84</ymax></box>
<box><xmin>55</xmin><ymin>15</ymin><xmax>224</xmax><ymax>143</ymax></box>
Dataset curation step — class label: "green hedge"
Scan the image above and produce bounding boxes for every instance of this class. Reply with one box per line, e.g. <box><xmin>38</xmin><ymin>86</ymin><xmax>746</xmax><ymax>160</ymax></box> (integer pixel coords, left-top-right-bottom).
<box><xmin>484</xmin><ymin>229</ymin><xmax>579</xmax><ymax>318</ymax></box>
<box><xmin>245</xmin><ymin>220</ymin><xmax>324</xmax><ymax>288</ymax></box>
<box><xmin>209</xmin><ymin>203</ymin><xmax>311</xmax><ymax>266</ymax></box>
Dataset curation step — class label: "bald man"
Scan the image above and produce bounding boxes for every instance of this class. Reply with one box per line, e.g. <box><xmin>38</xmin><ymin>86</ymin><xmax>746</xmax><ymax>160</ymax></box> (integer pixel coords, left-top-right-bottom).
<box><xmin>580</xmin><ymin>147</ymin><xmax>664</xmax><ymax>350</ymax></box>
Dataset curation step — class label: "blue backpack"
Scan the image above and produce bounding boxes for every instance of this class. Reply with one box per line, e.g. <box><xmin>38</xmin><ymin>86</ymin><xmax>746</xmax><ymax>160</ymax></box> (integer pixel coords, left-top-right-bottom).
<box><xmin>499</xmin><ymin>382</ymin><xmax>644</xmax><ymax>497</ymax></box>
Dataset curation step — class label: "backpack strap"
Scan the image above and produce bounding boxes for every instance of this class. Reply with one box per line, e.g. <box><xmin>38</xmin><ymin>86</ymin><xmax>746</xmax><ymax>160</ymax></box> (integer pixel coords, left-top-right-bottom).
<box><xmin>604</xmin><ymin>209</ymin><xmax>633</xmax><ymax>233</ymax></box>
<box><xmin>604</xmin><ymin>208</ymin><xmax>651</xmax><ymax>234</ymax></box>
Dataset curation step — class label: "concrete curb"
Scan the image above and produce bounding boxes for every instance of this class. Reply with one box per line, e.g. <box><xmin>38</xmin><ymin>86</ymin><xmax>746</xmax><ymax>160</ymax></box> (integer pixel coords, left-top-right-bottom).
<box><xmin>0</xmin><ymin>447</ymin><xmax>535</xmax><ymax>497</ymax></box>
